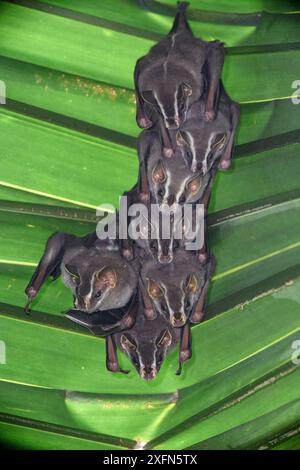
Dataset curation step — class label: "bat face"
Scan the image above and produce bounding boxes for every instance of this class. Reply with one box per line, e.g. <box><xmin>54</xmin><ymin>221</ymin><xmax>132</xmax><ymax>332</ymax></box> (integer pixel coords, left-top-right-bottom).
<box><xmin>61</xmin><ymin>246</ymin><xmax>137</xmax><ymax>313</ymax></box>
<box><xmin>141</xmin><ymin>250</ymin><xmax>208</xmax><ymax>327</ymax></box>
<box><xmin>116</xmin><ymin>311</ymin><xmax>180</xmax><ymax>380</ymax></box>
<box><xmin>139</xmin><ymin>60</ymin><xmax>202</xmax><ymax>130</ymax></box>
<box><xmin>177</xmin><ymin>100</ymin><xmax>231</xmax><ymax>174</ymax></box>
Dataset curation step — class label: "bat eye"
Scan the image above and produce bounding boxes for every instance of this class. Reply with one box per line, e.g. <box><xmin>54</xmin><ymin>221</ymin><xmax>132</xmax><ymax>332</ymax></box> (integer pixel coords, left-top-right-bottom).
<box><xmin>147</xmin><ymin>279</ymin><xmax>164</xmax><ymax>299</ymax></box>
<box><xmin>149</xmin><ymin>240</ymin><xmax>157</xmax><ymax>250</ymax></box>
<box><xmin>141</xmin><ymin>90</ymin><xmax>156</xmax><ymax>105</ymax></box>
<box><xmin>176</xmin><ymin>131</ymin><xmax>189</xmax><ymax>147</ymax></box>
<box><xmin>212</xmin><ymin>133</ymin><xmax>227</xmax><ymax>151</ymax></box>
<box><xmin>94</xmin><ymin>290</ymin><xmax>102</xmax><ymax>299</ymax></box>
<box><xmin>182</xmin><ymin>83</ymin><xmax>192</xmax><ymax>97</ymax></box>
<box><xmin>186</xmin><ymin>174</ymin><xmax>202</xmax><ymax>195</ymax></box>
<box><xmin>152</xmin><ymin>160</ymin><xmax>167</xmax><ymax>184</ymax></box>
<box><xmin>156</xmin><ymin>329</ymin><xmax>172</xmax><ymax>347</ymax></box>
<box><xmin>157</xmin><ymin>188</ymin><xmax>164</xmax><ymax>199</ymax></box>
<box><xmin>185</xmin><ymin>273</ymin><xmax>198</xmax><ymax>293</ymax></box>
<box><xmin>120</xmin><ymin>334</ymin><xmax>137</xmax><ymax>351</ymax></box>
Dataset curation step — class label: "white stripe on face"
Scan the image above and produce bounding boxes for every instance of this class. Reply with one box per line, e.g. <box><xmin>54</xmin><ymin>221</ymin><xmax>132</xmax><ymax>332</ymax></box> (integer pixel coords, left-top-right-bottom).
<box><xmin>203</xmin><ymin>133</ymin><xmax>215</xmax><ymax>174</ymax></box>
<box><xmin>154</xmin><ymin>91</ymin><xmax>168</xmax><ymax>121</ymax></box>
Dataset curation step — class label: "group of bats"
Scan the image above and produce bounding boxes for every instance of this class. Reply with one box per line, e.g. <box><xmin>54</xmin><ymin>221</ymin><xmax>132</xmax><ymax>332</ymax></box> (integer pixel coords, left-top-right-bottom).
<box><xmin>24</xmin><ymin>3</ymin><xmax>239</xmax><ymax>381</ymax></box>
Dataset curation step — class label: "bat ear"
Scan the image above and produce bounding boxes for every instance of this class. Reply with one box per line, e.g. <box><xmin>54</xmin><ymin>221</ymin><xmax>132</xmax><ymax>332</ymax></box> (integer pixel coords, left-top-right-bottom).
<box><xmin>181</xmin><ymin>82</ymin><xmax>192</xmax><ymax>97</ymax></box>
<box><xmin>152</xmin><ymin>160</ymin><xmax>167</xmax><ymax>184</ymax></box>
<box><xmin>120</xmin><ymin>334</ymin><xmax>137</xmax><ymax>351</ymax></box>
<box><xmin>156</xmin><ymin>329</ymin><xmax>172</xmax><ymax>347</ymax></box>
<box><xmin>96</xmin><ymin>267</ymin><xmax>117</xmax><ymax>288</ymax></box>
<box><xmin>141</xmin><ymin>90</ymin><xmax>156</xmax><ymax>105</ymax></box>
<box><xmin>186</xmin><ymin>174</ymin><xmax>203</xmax><ymax>195</ymax></box>
<box><xmin>185</xmin><ymin>273</ymin><xmax>198</xmax><ymax>293</ymax></box>
<box><xmin>176</xmin><ymin>131</ymin><xmax>189</xmax><ymax>147</ymax></box>
<box><xmin>65</xmin><ymin>264</ymin><xmax>79</xmax><ymax>279</ymax></box>
<box><xmin>211</xmin><ymin>133</ymin><xmax>227</xmax><ymax>151</ymax></box>
<box><xmin>147</xmin><ymin>278</ymin><xmax>164</xmax><ymax>300</ymax></box>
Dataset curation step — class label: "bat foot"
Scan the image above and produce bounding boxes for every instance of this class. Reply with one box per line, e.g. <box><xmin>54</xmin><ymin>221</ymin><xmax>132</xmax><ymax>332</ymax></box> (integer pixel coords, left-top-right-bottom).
<box><xmin>190</xmin><ymin>311</ymin><xmax>204</xmax><ymax>324</ymax></box>
<box><xmin>144</xmin><ymin>308</ymin><xmax>157</xmax><ymax>320</ymax></box>
<box><xmin>219</xmin><ymin>159</ymin><xmax>231</xmax><ymax>171</ymax></box>
<box><xmin>121</xmin><ymin>248</ymin><xmax>133</xmax><ymax>260</ymax></box>
<box><xmin>163</xmin><ymin>147</ymin><xmax>174</xmax><ymax>159</ymax></box>
<box><xmin>107</xmin><ymin>361</ymin><xmax>130</xmax><ymax>374</ymax></box>
<box><xmin>139</xmin><ymin>191</ymin><xmax>150</xmax><ymax>204</ymax></box>
<box><xmin>204</xmin><ymin>109</ymin><xmax>216</xmax><ymax>122</ymax></box>
<box><xmin>138</xmin><ymin>117</ymin><xmax>152</xmax><ymax>129</ymax></box>
<box><xmin>175</xmin><ymin>363</ymin><xmax>183</xmax><ymax>376</ymax></box>
<box><xmin>24</xmin><ymin>299</ymin><xmax>32</xmax><ymax>315</ymax></box>
<box><xmin>198</xmin><ymin>252</ymin><xmax>208</xmax><ymax>264</ymax></box>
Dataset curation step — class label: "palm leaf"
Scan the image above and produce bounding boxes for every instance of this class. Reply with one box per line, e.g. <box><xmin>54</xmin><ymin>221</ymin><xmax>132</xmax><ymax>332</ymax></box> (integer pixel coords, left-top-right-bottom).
<box><xmin>0</xmin><ymin>0</ymin><xmax>299</xmax><ymax>450</ymax></box>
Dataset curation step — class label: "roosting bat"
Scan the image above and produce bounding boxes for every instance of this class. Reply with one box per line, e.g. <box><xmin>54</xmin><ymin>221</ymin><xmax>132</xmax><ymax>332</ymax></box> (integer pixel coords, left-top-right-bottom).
<box><xmin>139</xmin><ymin>248</ymin><xmax>215</xmax><ymax>326</ymax></box>
<box><xmin>176</xmin><ymin>85</ymin><xmax>240</xmax><ymax>172</ymax></box>
<box><xmin>134</xmin><ymin>2</ymin><xmax>224</xmax><ymax>153</ymax></box>
<box><xmin>113</xmin><ymin>306</ymin><xmax>192</xmax><ymax>379</ymax></box>
<box><xmin>137</xmin><ymin>124</ymin><xmax>216</xmax><ymax>211</ymax></box>
<box><xmin>24</xmin><ymin>230</ymin><xmax>138</xmax><ymax>314</ymax></box>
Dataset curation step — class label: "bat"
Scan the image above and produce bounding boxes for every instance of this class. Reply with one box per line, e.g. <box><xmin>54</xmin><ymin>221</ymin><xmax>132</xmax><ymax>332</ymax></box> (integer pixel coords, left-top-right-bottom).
<box><xmin>114</xmin><ymin>307</ymin><xmax>182</xmax><ymax>380</ymax></box>
<box><xmin>134</xmin><ymin>2</ymin><xmax>224</xmax><ymax>153</ymax></box>
<box><xmin>137</xmin><ymin>124</ymin><xmax>216</xmax><ymax>211</ymax></box>
<box><xmin>176</xmin><ymin>85</ymin><xmax>240</xmax><ymax>173</ymax></box>
<box><xmin>133</xmin><ymin>205</ymin><xmax>208</xmax><ymax>265</ymax></box>
<box><xmin>24</xmin><ymin>230</ymin><xmax>138</xmax><ymax>314</ymax></box>
<box><xmin>139</xmin><ymin>248</ymin><xmax>215</xmax><ymax>326</ymax></box>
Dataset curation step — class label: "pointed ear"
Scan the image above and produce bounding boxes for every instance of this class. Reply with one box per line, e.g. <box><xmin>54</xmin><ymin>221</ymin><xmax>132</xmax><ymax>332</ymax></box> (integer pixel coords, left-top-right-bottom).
<box><xmin>96</xmin><ymin>266</ymin><xmax>117</xmax><ymax>288</ymax></box>
<box><xmin>147</xmin><ymin>278</ymin><xmax>164</xmax><ymax>299</ymax></box>
<box><xmin>65</xmin><ymin>264</ymin><xmax>79</xmax><ymax>279</ymax></box>
<box><xmin>186</xmin><ymin>174</ymin><xmax>203</xmax><ymax>195</ymax></box>
<box><xmin>185</xmin><ymin>273</ymin><xmax>198</xmax><ymax>293</ymax></box>
<box><xmin>156</xmin><ymin>329</ymin><xmax>172</xmax><ymax>348</ymax></box>
<box><xmin>120</xmin><ymin>334</ymin><xmax>137</xmax><ymax>351</ymax></box>
<box><xmin>141</xmin><ymin>90</ymin><xmax>156</xmax><ymax>105</ymax></box>
<box><xmin>152</xmin><ymin>160</ymin><xmax>167</xmax><ymax>184</ymax></box>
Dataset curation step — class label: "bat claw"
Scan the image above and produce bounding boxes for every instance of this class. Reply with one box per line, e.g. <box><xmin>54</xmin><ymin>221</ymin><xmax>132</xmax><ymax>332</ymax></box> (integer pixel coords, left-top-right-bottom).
<box><xmin>175</xmin><ymin>363</ymin><xmax>183</xmax><ymax>376</ymax></box>
<box><xmin>139</xmin><ymin>192</ymin><xmax>150</xmax><ymax>204</ymax></box>
<box><xmin>24</xmin><ymin>300</ymin><xmax>31</xmax><ymax>315</ymax></box>
<box><xmin>138</xmin><ymin>117</ymin><xmax>152</xmax><ymax>129</ymax></box>
<box><xmin>144</xmin><ymin>308</ymin><xmax>157</xmax><ymax>320</ymax></box>
<box><xmin>163</xmin><ymin>147</ymin><xmax>174</xmax><ymax>158</ymax></box>
<box><xmin>190</xmin><ymin>311</ymin><xmax>204</xmax><ymax>324</ymax></box>
<box><xmin>218</xmin><ymin>159</ymin><xmax>231</xmax><ymax>171</ymax></box>
<box><xmin>198</xmin><ymin>252</ymin><xmax>208</xmax><ymax>264</ymax></box>
<box><xmin>122</xmin><ymin>248</ymin><xmax>133</xmax><ymax>260</ymax></box>
<box><xmin>204</xmin><ymin>109</ymin><xmax>216</xmax><ymax>122</ymax></box>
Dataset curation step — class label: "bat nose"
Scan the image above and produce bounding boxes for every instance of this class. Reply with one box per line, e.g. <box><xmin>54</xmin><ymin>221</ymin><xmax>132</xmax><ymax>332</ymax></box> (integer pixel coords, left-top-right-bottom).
<box><xmin>172</xmin><ymin>312</ymin><xmax>187</xmax><ymax>327</ymax></box>
<box><xmin>159</xmin><ymin>253</ymin><xmax>172</xmax><ymax>264</ymax></box>
<box><xmin>165</xmin><ymin>117</ymin><xmax>180</xmax><ymax>129</ymax></box>
<box><xmin>141</xmin><ymin>366</ymin><xmax>157</xmax><ymax>381</ymax></box>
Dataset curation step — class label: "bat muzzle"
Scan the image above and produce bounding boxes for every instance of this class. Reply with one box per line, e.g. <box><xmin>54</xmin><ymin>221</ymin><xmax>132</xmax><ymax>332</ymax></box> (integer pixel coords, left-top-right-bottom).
<box><xmin>165</xmin><ymin>117</ymin><xmax>180</xmax><ymax>129</ymax></box>
<box><xmin>171</xmin><ymin>312</ymin><xmax>187</xmax><ymax>327</ymax></box>
<box><xmin>140</xmin><ymin>365</ymin><xmax>157</xmax><ymax>381</ymax></box>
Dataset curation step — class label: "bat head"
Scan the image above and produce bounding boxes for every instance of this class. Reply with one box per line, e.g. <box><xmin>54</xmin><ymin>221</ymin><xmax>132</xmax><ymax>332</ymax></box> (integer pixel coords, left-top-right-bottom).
<box><xmin>116</xmin><ymin>311</ymin><xmax>180</xmax><ymax>380</ymax></box>
<box><xmin>150</xmin><ymin>156</ymin><xmax>208</xmax><ymax>208</ymax></box>
<box><xmin>141</xmin><ymin>249</ymin><xmax>209</xmax><ymax>327</ymax></box>
<box><xmin>133</xmin><ymin>203</ymin><xmax>205</xmax><ymax>265</ymax></box>
<box><xmin>61</xmin><ymin>246</ymin><xmax>137</xmax><ymax>313</ymax></box>
<box><xmin>177</xmin><ymin>100</ymin><xmax>231</xmax><ymax>174</ymax></box>
<box><xmin>140</xmin><ymin>63</ymin><xmax>200</xmax><ymax>130</ymax></box>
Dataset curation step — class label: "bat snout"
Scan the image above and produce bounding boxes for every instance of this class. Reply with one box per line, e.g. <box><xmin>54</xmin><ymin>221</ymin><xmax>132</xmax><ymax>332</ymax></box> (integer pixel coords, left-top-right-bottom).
<box><xmin>140</xmin><ymin>365</ymin><xmax>157</xmax><ymax>381</ymax></box>
<box><xmin>158</xmin><ymin>253</ymin><xmax>173</xmax><ymax>265</ymax></box>
<box><xmin>171</xmin><ymin>312</ymin><xmax>187</xmax><ymax>327</ymax></box>
<box><xmin>165</xmin><ymin>116</ymin><xmax>180</xmax><ymax>129</ymax></box>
